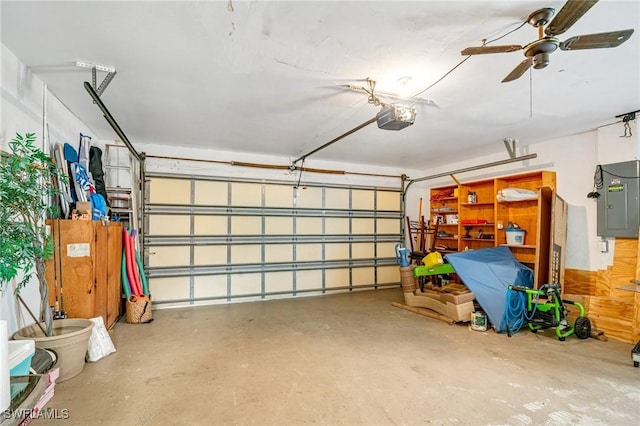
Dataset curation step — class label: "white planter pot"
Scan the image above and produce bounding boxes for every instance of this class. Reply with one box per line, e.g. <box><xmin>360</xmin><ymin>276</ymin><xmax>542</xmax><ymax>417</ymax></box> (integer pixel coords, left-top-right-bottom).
<box><xmin>13</xmin><ymin>319</ymin><xmax>94</xmax><ymax>382</ymax></box>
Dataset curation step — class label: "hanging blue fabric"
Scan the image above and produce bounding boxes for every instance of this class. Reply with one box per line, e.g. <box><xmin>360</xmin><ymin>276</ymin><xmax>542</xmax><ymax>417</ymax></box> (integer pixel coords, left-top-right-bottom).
<box><xmin>74</xmin><ymin>162</ymin><xmax>95</xmax><ymax>195</ymax></box>
<box><xmin>89</xmin><ymin>193</ymin><xmax>108</xmax><ymax>220</ymax></box>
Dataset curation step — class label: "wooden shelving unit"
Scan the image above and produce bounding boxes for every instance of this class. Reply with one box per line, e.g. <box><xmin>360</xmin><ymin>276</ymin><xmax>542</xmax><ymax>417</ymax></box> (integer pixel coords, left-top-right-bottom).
<box><xmin>429</xmin><ymin>185</ymin><xmax>459</xmax><ymax>252</ymax></box>
<box><xmin>429</xmin><ymin>171</ymin><xmax>557</xmax><ymax>288</ymax></box>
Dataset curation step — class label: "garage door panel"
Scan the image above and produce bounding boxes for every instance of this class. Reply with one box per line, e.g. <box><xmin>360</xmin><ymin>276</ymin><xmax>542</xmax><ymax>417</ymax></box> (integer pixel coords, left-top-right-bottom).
<box><xmin>325</xmin><ymin>188</ymin><xmax>349</xmax><ymax>209</ymax></box>
<box><xmin>352</xmin><ymin>218</ymin><xmax>374</xmax><ymax>234</ymax></box>
<box><xmin>296</xmin><ymin>244</ymin><xmax>322</xmax><ymax>262</ymax></box>
<box><xmin>377</xmin><ymin>266</ymin><xmax>400</xmax><ymax>284</ymax></box>
<box><xmin>294</xmin><ymin>186</ymin><xmax>322</xmax><ymax>208</ymax></box>
<box><xmin>194</xmin><ymin>246</ymin><xmax>228</xmax><ymax>266</ymax></box>
<box><xmin>352</xmin><ymin>190</ymin><xmax>374</xmax><ymax>210</ymax></box>
<box><xmin>296</xmin><ymin>217</ymin><xmax>323</xmax><ymax>235</ymax></box>
<box><xmin>231</xmin><ymin>273</ymin><xmax>262</xmax><ymax>295</ymax></box>
<box><xmin>149</xmin><ymin>178</ymin><xmax>191</xmax><ymax>205</ymax></box>
<box><xmin>149</xmin><ymin>277</ymin><xmax>190</xmax><ymax>302</ymax></box>
<box><xmin>194</xmin><ymin>181</ymin><xmax>227</xmax><ymax>205</ymax></box>
<box><xmin>148</xmin><ymin>246</ymin><xmax>190</xmax><ymax>268</ymax></box>
<box><xmin>326</xmin><ymin>268</ymin><xmax>349</xmax><ymax>288</ymax></box>
<box><xmin>352</xmin><ymin>267</ymin><xmax>374</xmax><ymax>286</ymax></box>
<box><xmin>352</xmin><ymin>243</ymin><xmax>374</xmax><ymax>259</ymax></box>
<box><xmin>194</xmin><ymin>275</ymin><xmax>227</xmax><ymax>299</ymax></box>
<box><xmin>378</xmin><ymin>191</ymin><xmax>401</xmax><ymax>211</ymax></box>
<box><xmin>377</xmin><ymin>242</ymin><xmax>397</xmax><ymax>259</ymax></box>
<box><xmin>231</xmin><ymin>245</ymin><xmax>262</xmax><ymax>264</ymax></box>
<box><xmin>265</xmin><ymin>271</ymin><xmax>293</xmax><ymax>294</ymax></box>
<box><xmin>231</xmin><ymin>216</ymin><xmax>262</xmax><ymax>235</ymax></box>
<box><xmin>325</xmin><ymin>243</ymin><xmax>349</xmax><ymax>260</ymax></box>
<box><xmin>265</xmin><ymin>217</ymin><xmax>292</xmax><ymax>235</ymax></box>
<box><xmin>264</xmin><ymin>184</ymin><xmax>293</xmax><ymax>208</ymax></box>
<box><xmin>194</xmin><ymin>216</ymin><xmax>227</xmax><ymax>235</ymax></box>
<box><xmin>296</xmin><ymin>270</ymin><xmax>322</xmax><ymax>291</ymax></box>
<box><xmin>231</xmin><ymin>182</ymin><xmax>262</xmax><ymax>206</ymax></box>
<box><xmin>265</xmin><ymin>245</ymin><xmax>292</xmax><ymax>263</ymax></box>
<box><xmin>377</xmin><ymin>218</ymin><xmax>400</xmax><ymax>234</ymax></box>
<box><xmin>149</xmin><ymin>215</ymin><xmax>191</xmax><ymax>235</ymax></box>
<box><xmin>325</xmin><ymin>218</ymin><xmax>349</xmax><ymax>234</ymax></box>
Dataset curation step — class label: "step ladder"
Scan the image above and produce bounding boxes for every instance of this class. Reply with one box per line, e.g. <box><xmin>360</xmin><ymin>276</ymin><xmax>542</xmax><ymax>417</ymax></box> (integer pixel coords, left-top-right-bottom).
<box><xmin>104</xmin><ymin>143</ymin><xmax>138</xmax><ymax>228</ymax></box>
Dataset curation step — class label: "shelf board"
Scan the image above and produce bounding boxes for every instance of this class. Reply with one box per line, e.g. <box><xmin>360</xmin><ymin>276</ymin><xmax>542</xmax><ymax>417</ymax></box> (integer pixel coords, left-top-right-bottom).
<box><xmin>497</xmin><ymin>199</ymin><xmax>538</xmax><ymax>204</ymax></box>
<box><xmin>461</xmin><ymin>202</ymin><xmax>494</xmax><ymax>207</ymax></box>
<box><xmin>461</xmin><ymin>238</ymin><xmax>495</xmax><ymax>242</ymax></box>
<box><xmin>501</xmin><ymin>244</ymin><xmax>536</xmax><ymax>249</ymax></box>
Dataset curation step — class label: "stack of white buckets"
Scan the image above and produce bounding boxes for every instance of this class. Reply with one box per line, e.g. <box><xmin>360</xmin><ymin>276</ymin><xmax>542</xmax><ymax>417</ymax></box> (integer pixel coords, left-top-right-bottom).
<box><xmin>1</xmin><ymin>320</ymin><xmax>35</xmax><ymax>412</ymax></box>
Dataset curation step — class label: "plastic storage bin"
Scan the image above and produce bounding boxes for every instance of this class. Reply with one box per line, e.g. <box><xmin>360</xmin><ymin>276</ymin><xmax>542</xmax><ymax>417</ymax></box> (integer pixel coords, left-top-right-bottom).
<box><xmin>9</xmin><ymin>340</ymin><xmax>35</xmax><ymax>399</ymax></box>
<box><xmin>506</xmin><ymin>229</ymin><xmax>526</xmax><ymax>245</ymax></box>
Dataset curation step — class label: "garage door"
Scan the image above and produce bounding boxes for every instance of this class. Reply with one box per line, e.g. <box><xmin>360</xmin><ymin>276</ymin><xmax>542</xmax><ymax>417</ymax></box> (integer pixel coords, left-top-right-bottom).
<box><xmin>144</xmin><ymin>173</ymin><xmax>402</xmax><ymax>307</ymax></box>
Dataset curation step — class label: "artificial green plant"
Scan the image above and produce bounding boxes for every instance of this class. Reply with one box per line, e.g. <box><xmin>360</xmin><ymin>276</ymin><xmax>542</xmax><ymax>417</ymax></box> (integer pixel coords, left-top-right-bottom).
<box><xmin>0</xmin><ymin>132</ymin><xmax>63</xmax><ymax>336</ymax></box>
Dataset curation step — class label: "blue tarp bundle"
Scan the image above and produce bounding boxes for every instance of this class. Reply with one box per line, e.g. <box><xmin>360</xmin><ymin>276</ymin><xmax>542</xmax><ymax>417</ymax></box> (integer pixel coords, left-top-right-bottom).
<box><xmin>445</xmin><ymin>246</ymin><xmax>533</xmax><ymax>332</ymax></box>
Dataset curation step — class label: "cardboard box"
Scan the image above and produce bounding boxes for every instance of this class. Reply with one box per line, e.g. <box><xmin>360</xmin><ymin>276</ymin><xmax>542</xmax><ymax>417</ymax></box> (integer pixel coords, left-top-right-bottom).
<box><xmin>72</xmin><ymin>201</ymin><xmax>91</xmax><ymax>220</ymax></box>
<box><xmin>76</xmin><ymin>201</ymin><xmax>91</xmax><ymax>212</ymax></box>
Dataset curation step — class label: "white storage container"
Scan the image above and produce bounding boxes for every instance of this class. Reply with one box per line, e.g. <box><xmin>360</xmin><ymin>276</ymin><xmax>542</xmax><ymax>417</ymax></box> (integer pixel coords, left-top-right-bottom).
<box><xmin>9</xmin><ymin>340</ymin><xmax>35</xmax><ymax>399</ymax></box>
<box><xmin>506</xmin><ymin>229</ymin><xmax>526</xmax><ymax>245</ymax></box>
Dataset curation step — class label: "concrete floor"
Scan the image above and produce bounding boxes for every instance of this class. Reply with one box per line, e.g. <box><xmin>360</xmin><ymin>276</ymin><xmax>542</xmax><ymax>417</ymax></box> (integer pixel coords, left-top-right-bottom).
<box><xmin>34</xmin><ymin>288</ymin><xmax>639</xmax><ymax>425</ymax></box>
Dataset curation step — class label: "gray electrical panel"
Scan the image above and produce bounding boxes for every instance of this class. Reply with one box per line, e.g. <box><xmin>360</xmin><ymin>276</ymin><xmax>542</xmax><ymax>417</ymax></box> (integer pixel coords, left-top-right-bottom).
<box><xmin>597</xmin><ymin>160</ymin><xmax>640</xmax><ymax>238</ymax></box>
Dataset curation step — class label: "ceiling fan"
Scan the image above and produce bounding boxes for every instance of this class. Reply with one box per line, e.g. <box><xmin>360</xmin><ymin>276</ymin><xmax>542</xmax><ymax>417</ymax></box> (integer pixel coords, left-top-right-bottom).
<box><xmin>461</xmin><ymin>0</ymin><xmax>634</xmax><ymax>82</ymax></box>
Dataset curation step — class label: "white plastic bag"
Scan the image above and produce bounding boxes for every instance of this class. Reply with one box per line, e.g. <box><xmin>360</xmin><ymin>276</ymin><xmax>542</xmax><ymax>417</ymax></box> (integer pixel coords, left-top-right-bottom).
<box><xmin>86</xmin><ymin>316</ymin><xmax>116</xmax><ymax>362</ymax></box>
<box><xmin>496</xmin><ymin>187</ymin><xmax>538</xmax><ymax>202</ymax></box>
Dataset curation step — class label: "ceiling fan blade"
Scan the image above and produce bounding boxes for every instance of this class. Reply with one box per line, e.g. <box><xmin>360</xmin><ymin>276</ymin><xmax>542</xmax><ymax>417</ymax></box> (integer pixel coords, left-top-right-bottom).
<box><xmin>502</xmin><ymin>58</ymin><xmax>533</xmax><ymax>83</ymax></box>
<box><xmin>461</xmin><ymin>45</ymin><xmax>522</xmax><ymax>55</ymax></box>
<box><xmin>560</xmin><ymin>29</ymin><xmax>634</xmax><ymax>50</ymax></box>
<box><xmin>545</xmin><ymin>0</ymin><xmax>598</xmax><ymax>37</ymax></box>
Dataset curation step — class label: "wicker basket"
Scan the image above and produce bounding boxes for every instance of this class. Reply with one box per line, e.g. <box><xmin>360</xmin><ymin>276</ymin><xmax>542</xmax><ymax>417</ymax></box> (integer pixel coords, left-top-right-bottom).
<box><xmin>126</xmin><ymin>296</ymin><xmax>153</xmax><ymax>324</ymax></box>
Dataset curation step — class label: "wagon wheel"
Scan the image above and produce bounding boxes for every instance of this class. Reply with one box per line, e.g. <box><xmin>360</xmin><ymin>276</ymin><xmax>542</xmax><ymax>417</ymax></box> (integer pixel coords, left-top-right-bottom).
<box><xmin>574</xmin><ymin>316</ymin><xmax>591</xmax><ymax>340</ymax></box>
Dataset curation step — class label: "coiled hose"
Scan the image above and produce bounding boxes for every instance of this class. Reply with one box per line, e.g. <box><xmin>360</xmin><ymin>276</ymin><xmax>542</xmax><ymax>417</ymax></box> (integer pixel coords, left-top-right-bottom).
<box><xmin>501</xmin><ymin>285</ymin><xmax>546</xmax><ymax>336</ymax></box>
<box><xmin>500</xmin><ymin>289</ymin><xmax>527</xmax><ymax>336</ymax></box>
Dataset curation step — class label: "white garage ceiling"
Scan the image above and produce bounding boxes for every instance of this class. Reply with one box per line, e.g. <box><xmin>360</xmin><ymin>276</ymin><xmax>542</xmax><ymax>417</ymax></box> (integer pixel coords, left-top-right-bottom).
<box><xmin>1</xmin><ymin>0</ymin><xmax>638</xmax><ymax>170</ymax></box>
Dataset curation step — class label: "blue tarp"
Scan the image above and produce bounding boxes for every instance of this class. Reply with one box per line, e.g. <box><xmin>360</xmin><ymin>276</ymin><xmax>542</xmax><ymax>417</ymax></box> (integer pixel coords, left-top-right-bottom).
<box><xmin>445</xmin><ymin>246</ymin><xmax>533</xmax><ymax>332</ymax></box>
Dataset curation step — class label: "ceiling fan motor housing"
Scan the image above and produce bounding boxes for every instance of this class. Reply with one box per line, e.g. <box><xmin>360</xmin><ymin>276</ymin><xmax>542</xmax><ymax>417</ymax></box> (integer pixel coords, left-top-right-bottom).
<box><xmin>524</xmin><ymin>37</ymin><xmax>559</xmax><ymax>69</ymax></box>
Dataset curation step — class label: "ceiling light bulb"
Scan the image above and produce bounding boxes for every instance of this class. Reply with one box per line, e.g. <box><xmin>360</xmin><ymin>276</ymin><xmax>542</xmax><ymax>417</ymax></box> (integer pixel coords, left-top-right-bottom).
<box><xmin>397</xmin><ymin>76</ymin><xmax>413</xmax><ymax>97</ymax></box>
<box><xmin>398</xmin><ymin>76</ymin><xmax>412</xmax><ymax>86</ymax></box>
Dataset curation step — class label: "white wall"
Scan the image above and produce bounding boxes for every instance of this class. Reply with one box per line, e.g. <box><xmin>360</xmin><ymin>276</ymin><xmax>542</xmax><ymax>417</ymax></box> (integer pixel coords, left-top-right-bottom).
<box><xmin>405</xmin><ymin>119</ymin><xmax>638</xmax><ymax>273</ymax></box>
<box><xmin>0</xmin><ymin>44</ymin><xmax>96</xmax><ymax>334</ymax></box>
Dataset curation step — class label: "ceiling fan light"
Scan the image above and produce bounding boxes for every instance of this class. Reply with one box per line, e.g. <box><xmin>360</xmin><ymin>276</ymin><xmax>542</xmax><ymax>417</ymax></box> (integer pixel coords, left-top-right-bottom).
<box><xmin>532</xmin><ymin>53</ymin><xmax>550</xmax><ymax>69</ymax></box>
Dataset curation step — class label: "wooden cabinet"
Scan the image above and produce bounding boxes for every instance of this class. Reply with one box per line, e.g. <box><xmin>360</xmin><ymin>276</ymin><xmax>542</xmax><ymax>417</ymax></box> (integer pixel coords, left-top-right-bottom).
<box><xmin>45</xmin><ymin>220</ymin><xmax>123</xmax><ymax>328</ymax></box>
<box><xmin>429</xmin><ymin>171</ymin><xmax>557</xmax><ymax>288</ymax></box>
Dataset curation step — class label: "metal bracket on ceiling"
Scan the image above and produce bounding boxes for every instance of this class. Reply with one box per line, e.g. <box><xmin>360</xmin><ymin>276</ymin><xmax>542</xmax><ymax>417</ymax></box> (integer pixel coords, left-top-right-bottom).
<box><xmin>503</xmin><ymin>138</ymin><xmax>518</xmax><ymax>159</ymax></box>
<box><xmin>76</xmin><ymin>61</ymin><xmax>117</xmax><ymax>97</ymax></box>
